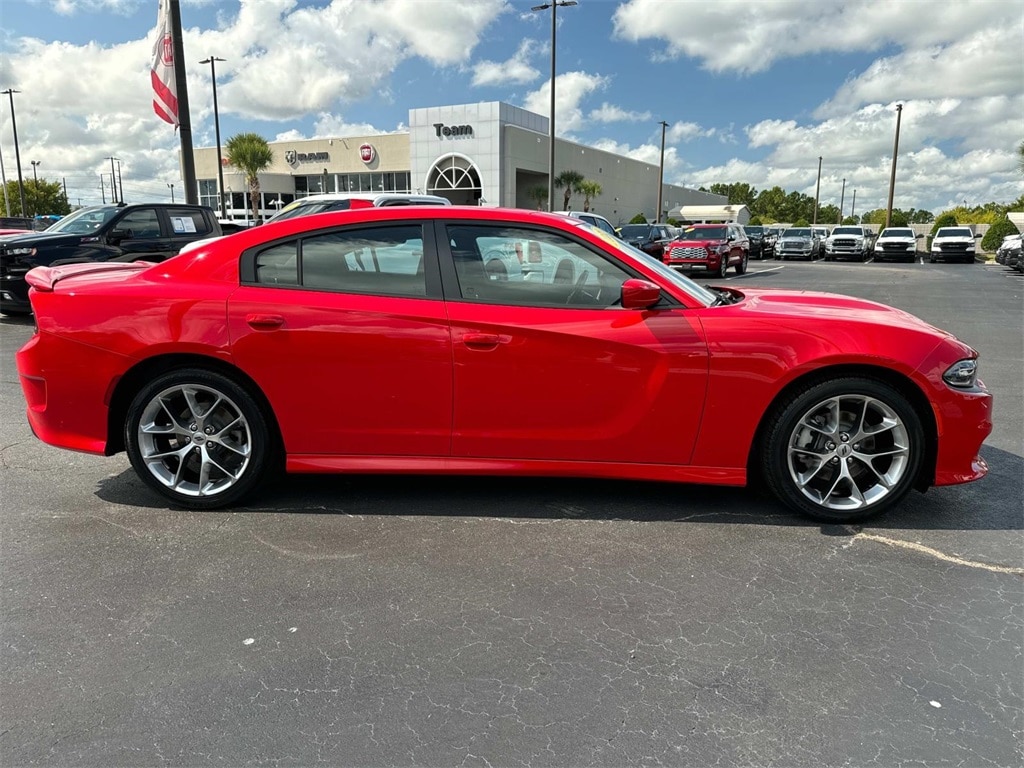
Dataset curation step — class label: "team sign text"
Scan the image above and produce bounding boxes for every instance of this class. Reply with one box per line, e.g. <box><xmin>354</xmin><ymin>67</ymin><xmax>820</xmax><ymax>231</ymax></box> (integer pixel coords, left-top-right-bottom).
<box><xmin>434</xmin><ymin>123</ymin><xmax>473</xmax><ymax>138</ymax></box>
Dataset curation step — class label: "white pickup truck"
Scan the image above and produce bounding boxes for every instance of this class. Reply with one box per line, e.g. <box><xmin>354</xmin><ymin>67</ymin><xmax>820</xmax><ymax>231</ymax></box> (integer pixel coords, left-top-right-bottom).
<box><xmin>930</xmin><ymin>226</ymin><xmax>979</xmax><ymax>264</ymax></box>
<box><xmin>824</xmin><ymin>226</ymin><xmax>873</xmax><ymax>261</ymax></box>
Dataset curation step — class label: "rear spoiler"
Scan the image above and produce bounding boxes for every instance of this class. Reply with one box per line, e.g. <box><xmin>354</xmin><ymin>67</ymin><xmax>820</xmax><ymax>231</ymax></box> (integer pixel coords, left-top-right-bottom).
<box><xmin>25</xmin><ymin>261</ymin><xmax>155</xmax><ymax>293</ymax></box>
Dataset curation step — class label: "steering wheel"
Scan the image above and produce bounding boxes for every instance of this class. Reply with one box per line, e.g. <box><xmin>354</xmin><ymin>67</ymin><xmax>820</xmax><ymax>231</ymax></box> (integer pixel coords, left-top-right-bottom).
<box><xmin>565</xmin><ymin>269</ymin><xmax>591</xmax><ymax>304</ymax></box>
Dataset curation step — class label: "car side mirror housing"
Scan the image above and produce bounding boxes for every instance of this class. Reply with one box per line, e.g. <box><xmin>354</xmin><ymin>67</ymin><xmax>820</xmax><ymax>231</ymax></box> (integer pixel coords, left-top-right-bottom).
<box><xmin>916</xmin><ymin>233</ymin><xmax>924</xmax><ymax>238</ymax></box>
<box><xmin>621</xmin><ymin>278</ymin><xmax>661</xmax><ymax>309</ymax></box>
<box><xmin>108</xmin><ymin>228</ymin><xmax>132</xmax><ymax>242</ymax></box>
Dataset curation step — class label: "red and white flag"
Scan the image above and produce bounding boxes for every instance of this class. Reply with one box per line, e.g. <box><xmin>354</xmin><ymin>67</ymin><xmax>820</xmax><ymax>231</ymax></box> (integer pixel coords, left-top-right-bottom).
<box><xmin>151</xmin><ymin>0</ymin><xmax>179</xmax><ymax>126</ymax></box>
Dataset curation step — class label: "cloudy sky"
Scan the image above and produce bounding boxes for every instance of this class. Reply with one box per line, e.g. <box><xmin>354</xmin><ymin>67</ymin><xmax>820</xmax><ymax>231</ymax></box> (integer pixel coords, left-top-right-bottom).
<box><xmin>1</xmin><ymin>0</ymin><xmax>1021</xmax><ymax>214</ymax></box>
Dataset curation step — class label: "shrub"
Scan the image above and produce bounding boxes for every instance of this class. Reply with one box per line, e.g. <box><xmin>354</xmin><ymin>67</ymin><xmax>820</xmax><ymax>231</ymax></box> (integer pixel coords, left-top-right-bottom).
<box><xmin>629</xmin><ymin>212</ymin><xmax>648</xmax><ymax>224</ymax></box>
<box><xmin>981</xmin><ymin>219</ymin><xmax>1020</xmax><ymax>252</ymax></box>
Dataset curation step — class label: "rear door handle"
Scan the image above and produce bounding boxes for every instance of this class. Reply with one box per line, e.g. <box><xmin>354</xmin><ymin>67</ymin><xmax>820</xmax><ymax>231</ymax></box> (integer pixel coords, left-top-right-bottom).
<box><xmin>246</xmin><ymin>313</ymin><xmax>285</xmax><ymax>330</ymax></box>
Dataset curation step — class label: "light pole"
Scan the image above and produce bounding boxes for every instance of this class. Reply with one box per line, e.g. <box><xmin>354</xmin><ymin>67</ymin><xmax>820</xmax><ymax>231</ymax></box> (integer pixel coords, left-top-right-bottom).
<box><xmin>0</xmin><ymin>140</ymin><xmax>9</xmax><ymax>217</ymax></box>
<box><xmin>885</xmin><ymin>103</ymin><xmax>903</xmax><ymax>230</ymax></box>
<box><xmin>851</xmin><ymin>189</ymin><xmax>856</xmax><ymax>221</ymax></box>
<box><xmin>199</xmin><ymin>56</ymin><xmax>227</xmax><ymax>218</ymax></box>
<box><xmin>656</xmin><ymin>120</ymin><xmax>669</xmax><ymax>223</ymax></box>
<box><xmin>167</xmin><ymin>182</ymin><xmax>175</xmax><ymax>203</ymax></box>
<box><xmin>29</xmin><ymin>160</ymin><xmax>40</xmax><ymax>216</ymax></box>
<box><xmin>837</xmin><ymin>177</ymin><xmax>846</xmax><ymax>224</ymax></box>
<box><xmin>106</xmin><ymin>157</ymin><xmax>121</xmax><ymax>203</ymax></box>
<box><xmin>812</xmin><ymin>156</ymin><xmax>822</xmax><ymax>226</ymax></box>
<box><xmin>531</xmin><ymin>0</ymin><xmax>577</xmax><ymax>213</ymax></box>
<box><xmin>2</xmin><ymin>88</ymin><xmax>27</xmax><ymax>217</ymax></box>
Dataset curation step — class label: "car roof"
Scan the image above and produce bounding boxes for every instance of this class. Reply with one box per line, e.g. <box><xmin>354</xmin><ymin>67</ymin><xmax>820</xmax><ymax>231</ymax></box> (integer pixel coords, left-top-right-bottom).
<box><xmin>286</xmin><ymin>192</ymin><xmax>451</xmax><ymax>205</ymax></box>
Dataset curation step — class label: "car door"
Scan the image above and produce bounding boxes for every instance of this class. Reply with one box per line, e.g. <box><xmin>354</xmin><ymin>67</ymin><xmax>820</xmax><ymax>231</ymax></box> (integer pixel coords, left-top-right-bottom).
<box><xmin>439</xmin><ymin>221</ymin><xmax>709</xmax><ymax>465</ymax></box>
<box><xmin>227</xmin><ymin>221</ymin><xmax>453</xmax><ymax>457</ymax></box>
<box><xmin>110</xmin><ymin>207</ymin><xmax>173</xmax><ymax>261</ymax></box>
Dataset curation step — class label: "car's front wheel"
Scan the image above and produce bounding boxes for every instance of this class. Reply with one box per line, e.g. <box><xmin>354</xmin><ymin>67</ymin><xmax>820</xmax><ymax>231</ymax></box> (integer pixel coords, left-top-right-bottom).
<box><xmin>735</xmin><ymin>251</ymin><xmax>748</xmax><ymax>275</ymax></box>
<box><xmin>126</xmin><ymin>368</ymin><xmax>275</xmax><ymax>509</ymax></box>
<box><xmin>761</xmin><ymin>377</ymin><xmax>924</xmax><ymax>522</ymax></box>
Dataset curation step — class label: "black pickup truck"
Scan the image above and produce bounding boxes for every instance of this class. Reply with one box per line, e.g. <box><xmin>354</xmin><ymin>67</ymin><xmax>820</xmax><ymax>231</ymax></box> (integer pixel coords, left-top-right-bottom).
<box><xmin>0</xmin><ymin>203</ymin><xmax>221</xmax><ymax>315</ymax></box>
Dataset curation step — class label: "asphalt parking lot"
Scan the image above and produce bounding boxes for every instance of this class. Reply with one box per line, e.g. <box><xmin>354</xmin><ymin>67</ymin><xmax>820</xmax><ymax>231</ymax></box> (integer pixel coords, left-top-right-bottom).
<box><xmin>2</xmin><ymin>259</ymin><xmax>1021</xmax><ymax>767</ymax></box>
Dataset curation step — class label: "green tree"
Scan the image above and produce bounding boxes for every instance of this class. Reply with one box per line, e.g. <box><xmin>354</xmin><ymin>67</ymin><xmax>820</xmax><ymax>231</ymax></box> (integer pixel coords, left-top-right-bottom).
<box><xmin>981</xmin><ymin>218</ymin><xmax>1019</xmax><ymax>251</ymax></box>
<box><xmin>930</xmin><ymin>212</ymin><xmax>959</xmax><ymax>235</ymax></box>
<box><xmin>554</xmin><ymin>170</ymin><xmax>584</xmax><ymax>211</ymax></box>
<box><xmin>748</xmin><ymin>215</ymin><xmax>764</xmax><ymax>225</ymax></box>
<box><xmin>794</xmin><ymin>218</ymin><xmax>811</xmax><ymax>228</ymax></box>
<box><xmin>629</xmin><ymin>212</ymin><xmax>648</xmax><ymax>224</ymax></box>
<box><xmin>708</xmin><ymin>182</ymin><xmax>757</xmax><ymax>207</ymax></box>
<box><xmin>578</xmin><ymin>179</ymin><xmax>602</xmax><ymax>212</ymax></box>
<box><xmin>819</xmin><ymin>204</ymin><xmax>840</xmax><ymax>225</ymax></box>
<box><xmin>1</xmin><ymin>178</ymin><xmax>71</xmax><ymax>218</ymax></box>
<box><xmin>526</xmin><ymin>185</ymin><xmax>548</xmax><ymax>211</ymax></box>
<box><xmin>842</xmin><ymin>216</ymin><xmax>860</xmax><ymax>225</ymax></box>
<box><xmin>225</xmin><ymin>132</ymin><xmax>274</xmax><ymax>222</ymax></box>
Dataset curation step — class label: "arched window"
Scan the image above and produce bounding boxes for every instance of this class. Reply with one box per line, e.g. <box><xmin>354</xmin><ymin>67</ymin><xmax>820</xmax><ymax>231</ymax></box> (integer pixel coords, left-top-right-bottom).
<box><xmin>426</xmin><ymin>154</ymin><xmax>482</xmax><ymax>205</ymax></box>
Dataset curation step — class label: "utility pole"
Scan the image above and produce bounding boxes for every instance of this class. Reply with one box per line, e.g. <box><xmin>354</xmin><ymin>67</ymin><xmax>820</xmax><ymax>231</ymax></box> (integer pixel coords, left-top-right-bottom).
<box><xmin>106</xmin><ymin>157</ymin><xmax>120</xmax><ymax>203</ymax></box>
<box><xmin>100</xmin><ymin>174</ymin><xmax>107</xmax><ymax>204</ymax></box>
<box><xmin>812</xmin><ymin>156</ymin><xmax>822</xmax><ymax>226</ymax></box>
<box><xmin>0</xmin><ymin>139</ymin><xmax>8</xmax><ymax>217</ymax></box>
<box><xmin>168</xmin><ymin>182</ymin><xmax>175</xmax><ymax>203</ymax></box>
<box><xmin>837</xmin><ymin>178</ymin><xmax>846</xmax><ymax>224</ymax></box>
<box><xmin>851</xmin><ymin>189</ymin><xmax>857</xmax><ymax>221</ymax></box>
<box><xmin>199</xmin><ymin>55</ymin><xmax>227</xmax><ymax>217</ymax></box>
<box><xmin>169</xmin><ymin>0</ymin><xmax>198</xmax><ymax>203</ymax></box>
<box><xmin>656</xmin><ymin>120</ymin><xmax>669</xmax><ymax>223</ymax></box>
<box><xmin>885</xmin><ymin>103</ymin><xmax>904</xmax><ymax>230</ymax></box>
<box><xmin>2</xmin><ymin>88</ymin><xmax>27</xmax><ymax>217</ymax></box>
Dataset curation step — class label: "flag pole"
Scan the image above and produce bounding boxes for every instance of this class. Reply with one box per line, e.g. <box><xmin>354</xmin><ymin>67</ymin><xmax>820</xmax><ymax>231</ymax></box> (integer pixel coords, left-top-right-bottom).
<box><xmin>168</xmin><ymin>0</ymin><xmax>197</xmax><ymax>204</ymax></box>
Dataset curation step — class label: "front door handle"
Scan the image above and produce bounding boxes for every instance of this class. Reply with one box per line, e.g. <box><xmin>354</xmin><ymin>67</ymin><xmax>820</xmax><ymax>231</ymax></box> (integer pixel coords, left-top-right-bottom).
<box><xmin>462</xmin><ymin>332</ymin><xmax>509</xmax><ymax>349</ymax></box>
<box><xmin>246</xmin><ymin>313</ymin><xmax>285</xmax><ymax>330</ymax></box>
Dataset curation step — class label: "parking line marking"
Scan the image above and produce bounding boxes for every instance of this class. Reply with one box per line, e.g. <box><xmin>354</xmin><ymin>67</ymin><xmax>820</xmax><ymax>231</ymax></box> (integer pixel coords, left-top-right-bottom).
<box><xmin>850</xmin><ymin>532</ymin><xmax>1024</xmax><ymax>575</ymax></box>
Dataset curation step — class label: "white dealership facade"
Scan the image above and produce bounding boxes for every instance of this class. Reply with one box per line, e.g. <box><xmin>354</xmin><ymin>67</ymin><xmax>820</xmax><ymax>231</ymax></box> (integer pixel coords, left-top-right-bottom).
<box><xmin>192</xmin><ymin>101</ymin><xmax>724</xmax><ymax>225</ymax></box>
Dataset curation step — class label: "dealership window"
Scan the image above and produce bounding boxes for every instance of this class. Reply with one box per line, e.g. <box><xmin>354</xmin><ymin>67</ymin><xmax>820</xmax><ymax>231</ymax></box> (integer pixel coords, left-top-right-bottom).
<box><xmin>198</xmin><ymin>179</ymin><xmax>218</xmax><ymax>210</ymax></box>
<box><xmin>330</xmin><ymin>172</ymin><xmax>413</xmax><ymax>194</ymax></box>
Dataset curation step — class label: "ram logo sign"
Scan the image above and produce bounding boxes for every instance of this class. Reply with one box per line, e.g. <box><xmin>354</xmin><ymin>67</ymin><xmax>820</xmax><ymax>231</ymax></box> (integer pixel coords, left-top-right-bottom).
<box><xmin>285</xmin><ymin>150</ymin><xmax>330</xmax><ymax>166</ymax></box>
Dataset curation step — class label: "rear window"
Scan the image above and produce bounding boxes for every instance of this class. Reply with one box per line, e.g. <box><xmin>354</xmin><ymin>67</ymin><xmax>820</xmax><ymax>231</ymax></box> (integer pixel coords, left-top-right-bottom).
<box><xmin>167</xmin><ymin>208</ymin><xmax>214</xmax><ymax>236</ymax></box>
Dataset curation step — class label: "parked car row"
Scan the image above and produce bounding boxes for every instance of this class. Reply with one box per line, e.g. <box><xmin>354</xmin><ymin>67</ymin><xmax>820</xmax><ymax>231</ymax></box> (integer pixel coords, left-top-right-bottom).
<box><xmin>995</xmin><ymin>232</ymin><xmax>1023</xmax><ymax>273</ymax></box>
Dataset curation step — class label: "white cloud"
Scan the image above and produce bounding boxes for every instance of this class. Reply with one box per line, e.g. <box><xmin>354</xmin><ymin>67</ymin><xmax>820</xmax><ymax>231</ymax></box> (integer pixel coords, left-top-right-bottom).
<box><xmin>472</xmin><ymin>39</ymin><xmax>541</xmax><ymax>87</ymax></box>
<box><xmin>523</xmin><ymin>71</ymin><xmax>608</xmax><ymax>132</ymax></box>
<box><xmin>667</xmin><ymin>122</ymin><xmax>716</xmax><ymax>143</ymax></box>
<box><xmin>589</xmin><ymin>103</ymin><xmax>652</xmax><ymax>124</ymax></box>
<box><xmin>612</xmin><ymin>0</ymin><xmax>1019</xmax><ymax>74</ymax></box>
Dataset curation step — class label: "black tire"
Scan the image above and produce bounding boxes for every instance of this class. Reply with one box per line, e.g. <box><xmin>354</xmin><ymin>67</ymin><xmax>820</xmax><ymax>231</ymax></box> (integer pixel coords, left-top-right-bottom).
<box><xmin>735</xmin><ymin>251</ymin><xmax>748</xmax><ymax>275</ymax></box>
<box><xmin>717</xmin><ymin>255</ymin><xmax>729</xmax><ymax>279</ymax></box>
<box><xmin>760</xmin><ymin>377</ymin><xmax>924</xmax><ymax>522</ymax></box>
<box><xmin>125</xmin><ymin>368</ymin><xmax>276</xmax><ymax>509</ymax></box>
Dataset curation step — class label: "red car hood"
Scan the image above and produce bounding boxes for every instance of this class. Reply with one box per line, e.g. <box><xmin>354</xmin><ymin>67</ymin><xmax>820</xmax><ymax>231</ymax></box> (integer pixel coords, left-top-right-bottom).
<box><xmin>737</xmin><ymin>287</ymin><xmax>951</xmax><ymax>337</ymax></box>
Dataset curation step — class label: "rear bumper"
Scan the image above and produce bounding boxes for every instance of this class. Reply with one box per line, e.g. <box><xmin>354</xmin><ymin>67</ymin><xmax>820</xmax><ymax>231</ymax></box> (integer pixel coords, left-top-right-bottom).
<box><xmin>16</xmin><ymin>331</ymin><xmax>131</xmax><ymax>455</ymax></box>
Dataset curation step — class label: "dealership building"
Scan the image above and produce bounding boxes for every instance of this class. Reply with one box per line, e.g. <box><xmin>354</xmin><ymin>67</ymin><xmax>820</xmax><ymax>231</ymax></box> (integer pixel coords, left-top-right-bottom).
<box><xmin>192</xmin><ymin>101</ymin><xmax>725</xmax><ymax>224</ymax></box>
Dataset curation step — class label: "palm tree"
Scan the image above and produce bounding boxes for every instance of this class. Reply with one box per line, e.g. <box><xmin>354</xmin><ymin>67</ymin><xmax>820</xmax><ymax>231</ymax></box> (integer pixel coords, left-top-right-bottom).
<box><xmin>578</xmin><ymin>180</ymin><xmax>603</xmax><ymax>212</ymax></box>
<box><xmin>554</xmin><ymin>170</ymin><xmax>584</xmax><ymax>211</ymax></box>
<box><xmin>527</xmin><ymin>185</ymin><xmax>548</xmax><ymax>211</ymax></box>
<box><xmin>225</xmin><ymin>133</ymin><xmax>274</xmax><ymax>223</ymax></box>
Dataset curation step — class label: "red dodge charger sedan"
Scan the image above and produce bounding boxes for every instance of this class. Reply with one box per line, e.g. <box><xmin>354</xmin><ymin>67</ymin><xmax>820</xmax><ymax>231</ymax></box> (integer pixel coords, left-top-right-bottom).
<box><xmin>15</xmin><ymin>207</ymin><xmax>991</xmax><ymax>522</ymax></box>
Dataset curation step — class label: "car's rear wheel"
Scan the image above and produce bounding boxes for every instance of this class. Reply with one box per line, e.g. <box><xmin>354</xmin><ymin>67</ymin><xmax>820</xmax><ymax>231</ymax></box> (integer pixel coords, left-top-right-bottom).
<box><xmin>761</xmin><ymin>377</ymin><xmax>923</xmax><ymax>522</ymax></box>
<box><xmin>126</xmin><ymin>368</ymin><xmax>274</xmax><ymax>509</ymax></box>
<box><xmin>735</xmin><ymin>251</ymin><xmax>748</xmax><ymax>275</ymax></box>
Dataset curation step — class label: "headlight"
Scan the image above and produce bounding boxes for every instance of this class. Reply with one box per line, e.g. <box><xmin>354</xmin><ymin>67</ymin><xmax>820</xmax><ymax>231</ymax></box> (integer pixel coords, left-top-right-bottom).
<box><xmin>943</xmin><ymin>359</ymin><xmax>978</xmax><ymax>388</ymax></box>
<box><xmin>7</xmin><ymin>247</ymin><xmax>36</xmax><ymax>256</ymax></box>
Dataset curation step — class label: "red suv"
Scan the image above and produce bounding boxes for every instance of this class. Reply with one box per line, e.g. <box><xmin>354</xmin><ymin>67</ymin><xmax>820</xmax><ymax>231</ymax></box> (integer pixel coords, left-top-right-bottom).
<box><xmin>663</xmin><ymin>223</ymin><xmax>749</xmax><ymax>278</ymax></box>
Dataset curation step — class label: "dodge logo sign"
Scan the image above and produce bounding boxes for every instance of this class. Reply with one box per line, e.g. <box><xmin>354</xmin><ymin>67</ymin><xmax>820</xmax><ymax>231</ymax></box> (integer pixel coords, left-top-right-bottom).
<box><xmin>360</xmin><ymin>143</ymin><xmax>376</xmax><ymax>163</ymax></box>
<box><xmin>284</xmin><ymin>150</ymin><xmax>297</xmax><ymax>165</ymax></box>
<box><xmin>284</xmin><ymin>150</ymin><xmax>329</xmax><ymax>166</ymax></box>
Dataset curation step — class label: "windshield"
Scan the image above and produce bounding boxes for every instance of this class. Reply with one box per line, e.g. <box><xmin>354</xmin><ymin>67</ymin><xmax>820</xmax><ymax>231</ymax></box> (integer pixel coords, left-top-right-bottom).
<box><xmin>882</xmin><ymin>228</ymin><xmax>914</xmax><ymax>237</ymax></box>
<box><xmin>745</xmin><ymin>226</ymin><xmax>764</xmax><ymax>235</ymax></box>
<box><xmin>618</xmin><ymin>225</ymin><xmax>653</xmax><ymax>239</ymax></box>
<box><xmin>267</xmin><ymin>199</ymin><xmax>355</xmax><ymax>223</ymax></box>
<box><xmin>46</xmin><ymin>206</ymin><xmax>121</xmax><ymax>234</ymax></box>
<box><xmin>937</xmin><ymin>228</ymin><xmax>973</xmax><ymax>237</ymax></box>
<box><xmin>782</xmin><ymin>228</ymin><xmax>811</xmax><ymax>237</ymax></box>
<box><xmin>832</xmin><ymin>227</ymin><xmax>862</xmax><ymax>235</ymax></box>
<box><xmin>678</xmin><ymin>226</ymin><xmax>727</xmax><ymax>241</ymax></box>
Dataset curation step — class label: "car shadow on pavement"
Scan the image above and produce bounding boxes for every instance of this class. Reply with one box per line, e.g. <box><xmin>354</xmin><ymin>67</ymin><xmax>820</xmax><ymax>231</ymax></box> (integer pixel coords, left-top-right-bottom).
<box><xmin>94</xmin><ymin>444</ymin><xmax>1022</xmax><ymax>533</ymax></box>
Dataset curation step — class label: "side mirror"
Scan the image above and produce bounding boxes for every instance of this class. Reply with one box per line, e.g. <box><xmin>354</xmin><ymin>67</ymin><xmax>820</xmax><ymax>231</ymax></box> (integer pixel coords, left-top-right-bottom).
<box><xmin>108</xmin><ymin>228</ymin><xmax>132</xmax><ymax>242</ymax></box>
<box><xmin>916</xmin><ymin>233</ymin><xmax>924</xmax><ymax>238</ymax></box>
<box><xmin>621</xmin><ymin>278</ymin><xmax>661</xmax><ymax>309</ymax></box>
<box><xmin>975</xmin><ymin>233</ymin><xmax>983</xmax><ymax>238</ymax></box>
